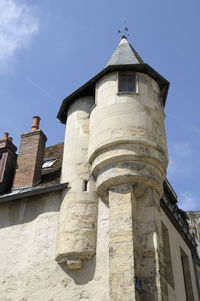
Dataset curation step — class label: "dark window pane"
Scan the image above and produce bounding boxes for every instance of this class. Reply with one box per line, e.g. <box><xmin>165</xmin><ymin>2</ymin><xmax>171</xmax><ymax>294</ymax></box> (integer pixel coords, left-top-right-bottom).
<box><xmin>180</xmin><ymin>248</ymin><xmax>195</xmax><ymax>301</ymax></box>
<box><xmin>127</xmin><ymin>77</ymin><xmax>134</xmax><ymax>91</ymax></box>
<box><xmin>119</xmin><ymin>73</ymin><xmax>136</xmax><ymax>92</ymax></box>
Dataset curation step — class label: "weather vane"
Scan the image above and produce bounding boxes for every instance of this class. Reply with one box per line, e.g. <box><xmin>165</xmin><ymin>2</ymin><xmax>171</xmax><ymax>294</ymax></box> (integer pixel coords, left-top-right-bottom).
<box><xmin>118</xmin><ymin>20</ymin><xmax>129</xmax><ymax>38</ymax></box>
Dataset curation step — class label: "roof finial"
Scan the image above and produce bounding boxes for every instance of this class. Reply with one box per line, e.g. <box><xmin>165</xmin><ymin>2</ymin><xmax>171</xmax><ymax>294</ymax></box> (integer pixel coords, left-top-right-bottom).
<box><xmin>118</xmin><ymin>20</ymin><xmax>129</xmax><ymax>39</ymax></box>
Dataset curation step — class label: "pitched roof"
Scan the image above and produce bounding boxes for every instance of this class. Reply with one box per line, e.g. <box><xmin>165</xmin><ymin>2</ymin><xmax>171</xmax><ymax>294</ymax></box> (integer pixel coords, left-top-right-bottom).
<box><xmin>0</xmin><ymin>142</ymin><xmax>66</xmax><ymax>203</ymax></box>
<box><xmin>57</xmin><ymin>38</ymin><xmax>170</xmax><ymax>124</ymax></box>
<box><xmin>106</xmin><ymin>37</ymin><xmax>144</xmax><ymax>67</ymax></box>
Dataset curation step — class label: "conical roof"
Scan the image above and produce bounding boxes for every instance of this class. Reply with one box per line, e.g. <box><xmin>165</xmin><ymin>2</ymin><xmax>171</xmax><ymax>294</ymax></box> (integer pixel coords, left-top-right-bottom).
<box><xmin>106</xmin><ymin>37</ymin><xmax>144</xmax><ymax>67</ymax></box>
<box><xmin>57</xmin><ymin>38</ymin><xmax>169</xmax><ymax>124</ymax></box>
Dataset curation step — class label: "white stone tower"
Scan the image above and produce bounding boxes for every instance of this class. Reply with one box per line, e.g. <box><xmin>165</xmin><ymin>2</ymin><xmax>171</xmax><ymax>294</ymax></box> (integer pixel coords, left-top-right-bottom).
<box><xmin>56</xmin><ymin>37</ymin><xmax>170</xmax><ymax>300</ymax></box>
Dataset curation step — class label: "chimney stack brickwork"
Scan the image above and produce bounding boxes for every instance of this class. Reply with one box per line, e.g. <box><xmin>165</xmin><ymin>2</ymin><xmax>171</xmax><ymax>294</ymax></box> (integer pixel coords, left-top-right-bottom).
<box><xmin>13</xmin><ymin>117</ymin><xmax>47</xmax><ymax>188</ymax></box>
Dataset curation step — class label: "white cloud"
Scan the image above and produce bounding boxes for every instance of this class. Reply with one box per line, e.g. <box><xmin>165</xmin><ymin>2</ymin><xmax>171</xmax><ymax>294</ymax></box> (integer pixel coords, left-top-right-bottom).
<box><xmin>178</xmin><ymin>192</ymin><xmax>198</xmax><ymax>212</ymax></box>
<box><xmin>170</xmin><ymin>142</ymin><xmax>192</xmax><ymax>158</ymax></box>
<box><xmin>0</xmin><ymin>0</ymin><xmax>39</xmax><ymax>69</ymax></box>
<box><xmin>167</xmin><ymin>141</ymin><xmax>192</xmax><ymax>177</ymax></box>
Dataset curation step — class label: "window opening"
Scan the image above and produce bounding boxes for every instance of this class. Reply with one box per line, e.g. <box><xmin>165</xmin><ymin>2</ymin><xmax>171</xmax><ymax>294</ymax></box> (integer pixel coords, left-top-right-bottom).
<box><xmin>180</xmin><ymin>248</ymin><xmax>195</xmax><ymax>301</ymax></box>
<box><xmin>42</xmin><ymin>158</ymin><xmax>57</xmax><ymax>169</ymax></box>
<box><xmin>118</xmin><ymin>72</ymin><xmax>136</xmax><ymax>92</ymax></box>
<box><xmin>161</xmin><ymin>222</ymin><xmax>175</xmax><ymax>288</ymax></box>
<box><xmin>83</xmin><ymin>180</ymin><xmax>88</xmax><ymax>192</ymax></box>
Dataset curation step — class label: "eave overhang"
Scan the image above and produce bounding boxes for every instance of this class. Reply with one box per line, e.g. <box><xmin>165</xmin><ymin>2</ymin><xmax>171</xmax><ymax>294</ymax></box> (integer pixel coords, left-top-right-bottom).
<box><xmin>0</xmin><ymin>182</ymin><xmax>68</xmax><ymax>204</ymax></box>
<box><xmin>161</xmin><ymin>195</ymin><xmax>197</xmax><ymax>251</ymax></box>
<box><xmin>57</xmin><ymin>64</ymin><xmax>170</xmax><ymax>124</ymax></box>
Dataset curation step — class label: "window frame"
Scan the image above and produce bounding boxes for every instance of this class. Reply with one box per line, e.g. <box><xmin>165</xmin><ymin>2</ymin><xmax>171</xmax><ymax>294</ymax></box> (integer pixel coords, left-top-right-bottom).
<box><xmin>161</xmin><ymin>221</ymin><xmax>175</xmax><ymax>288</ymax></box>
<box><xmin>118</xmin><ymin>71</ymin><xmax>138</xmax><ymax>94</ymax></box>
<box><xmin>180</xmin><ymin>247</ymin><xmax>195</xmax><ymax>301</ymax></box>
<box><xmin>42</xmin><ymin>157</ymin><xmax>57</xmax><ymax>169</ymax></box>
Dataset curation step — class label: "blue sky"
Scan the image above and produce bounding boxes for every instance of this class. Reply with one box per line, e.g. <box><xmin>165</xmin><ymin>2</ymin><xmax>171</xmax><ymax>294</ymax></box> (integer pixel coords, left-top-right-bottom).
<box><xmin>0</xmin><ymin>0</ymin><xmax>199</xmax><ymax>211</ymax></box>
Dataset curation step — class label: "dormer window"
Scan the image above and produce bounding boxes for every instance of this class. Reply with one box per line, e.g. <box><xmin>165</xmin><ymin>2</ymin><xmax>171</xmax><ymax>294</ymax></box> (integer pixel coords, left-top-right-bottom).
<box><xmin>42</xmin><ymin>157</ymin><xmax>57</xmax><ymax>169</ymax></box>
<box><xmin>118</xmin><ymin>72</ymin><xmax>137</xmax><ymax>93</ymax></box>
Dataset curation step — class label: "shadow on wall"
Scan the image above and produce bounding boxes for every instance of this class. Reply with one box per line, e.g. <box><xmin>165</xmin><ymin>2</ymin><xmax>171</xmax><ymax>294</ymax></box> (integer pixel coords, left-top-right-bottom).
<box><xmin>58</xmin><ymin>256</ymin><xmax>96</xmax><ymax>285</ymax></box>
<box><xmin>0</xmin><ymin>190</ymin><xmax>64</xmax><ymax>229</ymax></box>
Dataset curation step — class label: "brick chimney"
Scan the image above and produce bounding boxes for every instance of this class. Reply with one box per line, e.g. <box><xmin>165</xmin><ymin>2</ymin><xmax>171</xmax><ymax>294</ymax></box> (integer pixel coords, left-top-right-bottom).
<box><xmin>13</xmin><ymin>116</ymin><xmax>47</xmax><ymax>188</ymax></box>
<box><xmin>0</xmin><ymin>132</ymin><xmax>17</xmax><ymax>194</ymax></box>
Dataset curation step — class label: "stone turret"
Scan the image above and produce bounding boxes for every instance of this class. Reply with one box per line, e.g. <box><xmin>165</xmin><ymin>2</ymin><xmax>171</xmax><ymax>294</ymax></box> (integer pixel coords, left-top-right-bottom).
<box><xmin>56</xmin><ymin>37</ymin><xmax>170</xmax><ymax>300</ymax></box>
<box><xmin>56</xmin><ymin>97</ymin><xmax>99</xmax><ymax>270</ymax></box>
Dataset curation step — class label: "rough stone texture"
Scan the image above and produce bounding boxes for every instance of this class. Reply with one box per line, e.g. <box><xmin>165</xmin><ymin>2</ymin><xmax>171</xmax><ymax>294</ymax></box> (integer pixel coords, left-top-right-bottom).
<box><xmin>109</xmin><ymin>184</ymin><xmax>136</xmax><ymax>300</ymax></box>
<box><xmin>87</xmin><ymin>71</ymin><xmax>169</xmax><ymax>300</ymax></box>
<box><xmin>89</xmin><ymin>72</ymin><xmax>168</xmax><ymax>199</ymax></box>
<box><xmin>1</xmin><ymin>192</ymin><xmax>198</xmax><ymax>300</ymax></box>
<box><xmin>1</xmin><ymin>68</ymin><xmax>199</xmax><ymax>301</ymax></box>
<box><xmin>161</xmin><ymin>209</ymin><xmax>199</xmax><ymax>301</ymax></box>
<box><xmin>133</xmin><ymin>187</ymin><xmax>167</xmax><ymax>301</ymax></box>
<box><xmin>0</xmin><ymin>193</ymin><xmax>109</xmax><ymax>301</ymax></box>
<box><xmin>56</xmin><ymin>97</ymin><xmax>99</xmax><ymax>268</ymax></box>
<box><xmin>187</xmin><ymin>211</ymin><xmax>200</xmax><ymax>240</ymax></box>
<box><xmin>55</xmin><ymin>190</ymin><xmax>98</xmax><ymax>265</ymax></box>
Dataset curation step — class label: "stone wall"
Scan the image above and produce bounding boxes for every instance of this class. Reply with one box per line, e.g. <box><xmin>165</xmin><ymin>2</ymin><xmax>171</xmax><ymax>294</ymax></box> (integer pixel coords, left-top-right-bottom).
<box><xmin>0</xmin><ymin>191</ymin><xmax>199</xmax><ymax>300</ymax></box>
<box><xmin>0</xmin><ymin>192</ymin><xmax>110</xmax><ymax>301</ymax></box>
<box><xmin>161</xmin><ymin>209</ymin><xmax>199</xmax><ymax>301</ymax></box>
<box><xmin>56</xmin><ymin>97</ymin><xmax>99</xmax><ymax>268</ymax></box>
<box><xmin>187</xmin><ymin>211</ymin><xmax>200</xmax><ymax>240</ymax></box>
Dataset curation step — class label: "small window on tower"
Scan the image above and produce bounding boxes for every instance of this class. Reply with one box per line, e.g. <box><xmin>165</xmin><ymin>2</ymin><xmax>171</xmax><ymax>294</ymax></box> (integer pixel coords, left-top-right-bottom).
<box><xmin>118</xmin><ymin>72</ymin><xmax>137</xmax><ymax>93</ymax></box>
<box><xmin>83</xmin><ymin>180</ymin><xmax>88</xmax><ymax>192</ymax></box>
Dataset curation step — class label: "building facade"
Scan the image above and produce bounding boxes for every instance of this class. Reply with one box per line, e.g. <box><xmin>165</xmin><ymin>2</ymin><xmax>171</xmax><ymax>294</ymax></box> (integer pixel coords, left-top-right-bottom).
<box><xmin>0</xmin><ymin>37</ymin><xmax>199</xmax><ymax>300</ymax></box>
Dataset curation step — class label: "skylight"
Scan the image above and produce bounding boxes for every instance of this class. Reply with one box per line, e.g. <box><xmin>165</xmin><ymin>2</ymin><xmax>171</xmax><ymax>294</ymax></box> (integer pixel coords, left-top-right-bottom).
<box><xmin>42</xmin><ymin>158</ymin><xmax>57</xmax><ymax>169</ymax></box>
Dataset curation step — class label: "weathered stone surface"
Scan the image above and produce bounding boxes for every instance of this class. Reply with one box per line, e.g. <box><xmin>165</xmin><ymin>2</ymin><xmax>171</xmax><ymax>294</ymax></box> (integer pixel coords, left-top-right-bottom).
<box><xmin>89</xmin><ymin>72</ymin><xmax>168</xmax><ymax>201</ymax></box>
<box><xmin>1</xmin><ymin>39</ymin><xmax>200</xmax><ymax>301</ymax></box>
<box><xmin>0</xmin><ymin>194</ymin><xmax>109</xmax><ymax>300</ymax></box>
<box><xmin>55</xmin><ymin>191</ymin><xmax>98</xmax><ymax>263</ymax></box>
<box><xmin>109</xmin><ymin>184</ymin><xmax>136</xmax><ymax>300</ymax></box>
<box><xmin>161</xmin><ymin>209</ymin><xmax>199</xmax><ymax>301</ymax></box>
<box><xmin>187</xmin><ymin>211</ymin><xmax>200</xmax><ymax>240</ymax></box>
<box><xmin>133</xmin><ymin>187</ymin><xmax>167</xmax><ymax>301</ymax></box>
<box><xmin>56</xmin><ymin>97</ymin><xmax>99</xmax><ymax>268</ymax></box>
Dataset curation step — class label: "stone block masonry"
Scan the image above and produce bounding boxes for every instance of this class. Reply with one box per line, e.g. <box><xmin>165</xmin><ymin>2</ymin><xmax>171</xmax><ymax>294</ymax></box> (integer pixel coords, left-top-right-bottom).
<box><xmin>109</xmin><ymin>184</ymin><xmax>136</xmax><ymax>300</ymax></box>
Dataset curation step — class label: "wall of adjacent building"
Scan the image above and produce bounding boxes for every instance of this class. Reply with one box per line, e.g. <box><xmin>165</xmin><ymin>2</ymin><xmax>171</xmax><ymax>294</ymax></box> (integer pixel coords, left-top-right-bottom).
<box><xmin>161</xmin><ymin>209</ymin><xmax>199</xmax><ymax>301</ymax></box>
<box><xmin>0</xmin><ymin>192</ymin><xmax>110</xmax><ymax>301</ymax></box>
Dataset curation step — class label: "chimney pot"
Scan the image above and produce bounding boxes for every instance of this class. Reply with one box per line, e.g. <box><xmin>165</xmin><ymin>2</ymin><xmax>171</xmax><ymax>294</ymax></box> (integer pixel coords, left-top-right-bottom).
<box><xmin>32</xmin><ymin>116</ymin><xmax>41</xmax><ymax>131</ymax></box>
<box><xmin>2</xmin><ymin>132</ymin><xmax>9</xmax><ymax>139</ymax></box>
